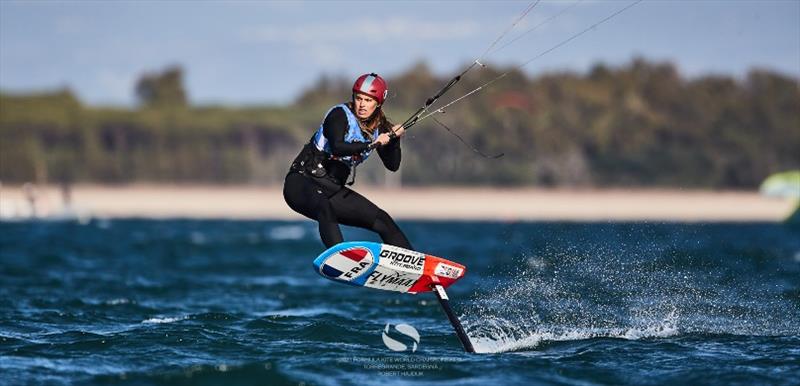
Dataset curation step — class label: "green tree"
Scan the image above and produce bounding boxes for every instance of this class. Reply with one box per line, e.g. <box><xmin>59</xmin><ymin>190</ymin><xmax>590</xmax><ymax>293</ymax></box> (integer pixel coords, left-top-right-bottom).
<box><xmin>135</xmin><ymin>66</ymin><xmax>188</xmax><ymax>108</ymax></box>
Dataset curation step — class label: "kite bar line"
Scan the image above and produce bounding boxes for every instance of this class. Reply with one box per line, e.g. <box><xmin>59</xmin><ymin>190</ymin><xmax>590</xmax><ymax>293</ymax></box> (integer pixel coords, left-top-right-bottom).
<box><xmin>400</xmin><ymin>1</ymin><xmax>540</xmax><ymax>131</ymax></box>
<box><xmin>407</xmin><ymin>0</ymin><xmax>644</xmax><ymax>128</ymax></box>
<box><xmin>432</xmin><ymin>284</ymin><xmax>475</xmax><ymax>353</ymax></box>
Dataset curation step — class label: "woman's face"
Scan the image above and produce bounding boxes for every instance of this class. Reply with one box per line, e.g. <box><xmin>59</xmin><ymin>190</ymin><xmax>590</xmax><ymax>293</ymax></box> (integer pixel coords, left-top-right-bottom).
<box><xmin>353</xmin><ymin>93</ymin><xmax>379</xmax><ymax>120</ymax></box>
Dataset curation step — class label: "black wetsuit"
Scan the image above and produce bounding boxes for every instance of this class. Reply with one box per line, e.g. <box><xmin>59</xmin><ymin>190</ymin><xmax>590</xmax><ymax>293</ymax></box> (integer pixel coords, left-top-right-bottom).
<box><xmin>283</xmin><ymin>105</ymin><xmax>413</xmax><ymax>250</ymax></box>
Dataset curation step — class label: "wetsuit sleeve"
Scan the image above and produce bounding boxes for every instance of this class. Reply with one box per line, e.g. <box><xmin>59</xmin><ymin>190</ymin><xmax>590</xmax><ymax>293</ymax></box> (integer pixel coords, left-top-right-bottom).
<box><xmin>323</xmin><ymin>107</ymin><xmax>370</xmax><ymax>156</ymax></box>
<box><xmin>377</xmin><ymin>136</ymin><xmax>401</xmax><ymax>172</ymax></box>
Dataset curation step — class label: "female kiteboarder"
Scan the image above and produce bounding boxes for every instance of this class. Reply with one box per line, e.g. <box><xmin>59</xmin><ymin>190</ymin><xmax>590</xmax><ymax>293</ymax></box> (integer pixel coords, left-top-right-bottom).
<box><xmin>283</xmin><ymin>73</ymin><xmax>413</xmax><ymax>250</ymax></box>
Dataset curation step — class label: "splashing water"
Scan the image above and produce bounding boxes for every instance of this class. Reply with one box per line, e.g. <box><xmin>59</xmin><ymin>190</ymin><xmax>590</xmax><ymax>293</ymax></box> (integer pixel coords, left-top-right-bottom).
<box><xmin>462</xmin><ymin>225</ymin><xmax>800</xmax><ymax>353</ymax></box>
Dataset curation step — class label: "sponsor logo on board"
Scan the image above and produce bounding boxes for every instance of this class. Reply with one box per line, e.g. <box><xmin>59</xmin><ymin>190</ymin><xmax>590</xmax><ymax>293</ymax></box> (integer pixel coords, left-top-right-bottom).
<box><xmin>319</xmin><ymin>247</ymin><xmax>374</xmax><ymax>281</ymax></box>
<box><xmin>379</xmin><ymin>246</ymin><xmax>425</xmax><ymax>273</ymax></box>
<box><xmin>364</xmin><ymin>266</ymin><xmax>419</xmax><ymax>292</ymax></box>
<box><xmin>433</xmin><ymin>262</ymin><xmax>463</xmax><ymax>279</ymax></box>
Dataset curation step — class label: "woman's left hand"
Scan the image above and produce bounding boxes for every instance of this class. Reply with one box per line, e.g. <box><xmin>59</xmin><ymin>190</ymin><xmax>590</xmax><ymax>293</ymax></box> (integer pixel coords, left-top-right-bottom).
<box><xmin>390</xmin><ymin>124</ymin><xmax>405</xmax><ymax>138</ymax></box>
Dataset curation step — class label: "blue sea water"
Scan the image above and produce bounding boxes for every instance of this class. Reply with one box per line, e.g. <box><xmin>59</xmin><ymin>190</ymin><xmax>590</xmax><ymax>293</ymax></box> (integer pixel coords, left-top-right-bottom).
<box><xmin>1</xmin><ymin>219</ymin><xmax>799</xmax><ymax>385</ymax></box>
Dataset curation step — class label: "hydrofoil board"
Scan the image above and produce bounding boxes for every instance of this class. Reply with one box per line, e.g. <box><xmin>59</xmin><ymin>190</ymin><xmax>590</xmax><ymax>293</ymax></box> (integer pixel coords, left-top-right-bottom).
<box><xmin>313</xmin><ymin>241</ymin><xmax>466</xmax><ymax>294</ymax></box>
<box><xmin>312</xmin><ymin>241</ymin><xmax>474</xmax><ymax>352</ymax></box>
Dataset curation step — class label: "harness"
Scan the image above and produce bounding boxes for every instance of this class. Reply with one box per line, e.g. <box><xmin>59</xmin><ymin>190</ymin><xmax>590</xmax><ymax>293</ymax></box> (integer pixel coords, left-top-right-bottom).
<box><xmin>290</xmin><ymin>104</ymin><xmax>377</xmax><ymax>185</ymax></box>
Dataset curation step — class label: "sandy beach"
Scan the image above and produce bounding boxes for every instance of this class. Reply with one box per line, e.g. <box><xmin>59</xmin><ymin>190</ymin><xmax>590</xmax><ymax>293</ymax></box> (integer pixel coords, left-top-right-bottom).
<box><xmin>1</xmin><ymin>184</ymin><xmax>796</xmax><ymax>222</ymax></box>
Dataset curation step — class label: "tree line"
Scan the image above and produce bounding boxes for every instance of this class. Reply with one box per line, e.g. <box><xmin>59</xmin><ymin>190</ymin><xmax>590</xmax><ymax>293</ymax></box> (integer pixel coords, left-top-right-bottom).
<box><xmin>1</xmin><ymin>59</ymin><xmax>798</xmax><ymax>188</ymax></box>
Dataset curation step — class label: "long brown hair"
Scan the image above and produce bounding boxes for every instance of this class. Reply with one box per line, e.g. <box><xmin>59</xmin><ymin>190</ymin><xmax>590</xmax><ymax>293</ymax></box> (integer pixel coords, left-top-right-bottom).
<box><xmin>346</xmin><ymin>101</ymin><xmax>393</xmax><ymax>138</ymax></box>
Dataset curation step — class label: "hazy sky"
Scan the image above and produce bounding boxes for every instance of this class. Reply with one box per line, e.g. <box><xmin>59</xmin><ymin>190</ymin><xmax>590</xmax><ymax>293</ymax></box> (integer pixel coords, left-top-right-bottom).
<box><xmin>1</xmin><ymin>0</ymin><xmax>798</xmax><ymax>106</ymax></box>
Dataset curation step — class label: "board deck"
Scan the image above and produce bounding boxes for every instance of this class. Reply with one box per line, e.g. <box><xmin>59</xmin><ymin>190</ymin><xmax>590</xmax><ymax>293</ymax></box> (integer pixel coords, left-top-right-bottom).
<box><xmin>312</xmin><ymin>241</ymin><xmax>466</xmax><ymax>294</ymax></box>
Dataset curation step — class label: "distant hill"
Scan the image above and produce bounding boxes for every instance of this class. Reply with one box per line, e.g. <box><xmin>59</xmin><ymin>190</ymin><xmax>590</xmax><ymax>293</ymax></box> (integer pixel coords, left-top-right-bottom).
<box><xmin>1</xmin><ymin>58</ymin><xmax>798</xmax><ymax>188</ymax></box>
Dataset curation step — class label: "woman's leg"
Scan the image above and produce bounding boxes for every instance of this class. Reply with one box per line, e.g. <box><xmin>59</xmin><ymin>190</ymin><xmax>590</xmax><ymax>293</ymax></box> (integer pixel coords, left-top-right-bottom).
<box><xmin>328</xmin><ymin>188</ymin><xmax>413</xmax><ymax>250</ymax></box>
<box><xmin>316</xmin><ymin>200</ymin><xmax>343</xmax><ymax>248</ymax></box>
<box><xmin>283</xmin><ymin>173</ymin><xmax>343</xmax><ymax>247</ymax></box>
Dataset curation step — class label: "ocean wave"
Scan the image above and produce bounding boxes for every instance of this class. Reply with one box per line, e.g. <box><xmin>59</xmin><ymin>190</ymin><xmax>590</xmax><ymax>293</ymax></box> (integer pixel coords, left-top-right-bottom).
<box><xmin>205</xmin><ymin>274</ymin><xmax>317</xmax><ymax>288</ymax></box>
<box><xmin>471</xmin><ymin>314</ymin><xmax>680</xmax><ymax>353</ymax></box>
<box><xmin>268</xmin><ymin>225</ymin><xmax>306</xmax><ymax>240</ymax></box>
<box><xmin>89</xmin><ymin>361</ymin><xmax>295</xmax><ymax>385</ymax></box>
<box><xmin>259</xmin><ymin>306</ymin><xmax>352</xmax><ymax>318</ymax></box>
<box><xmin>141</xmin><ymin>316</ymin><xmax>188</xmax><ymax>324</ymax></box>
<box><xmin>104</xmin><ymin>298</ymin><xmax>132</xmax><ymax>306</ymax></box>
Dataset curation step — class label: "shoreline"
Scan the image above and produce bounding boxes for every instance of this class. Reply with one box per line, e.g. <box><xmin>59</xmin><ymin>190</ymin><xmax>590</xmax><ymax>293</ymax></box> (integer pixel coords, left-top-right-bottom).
<box><xmin>0</xmin><ymin>184</ymin><xmax>796</xmax><ymax>222</ymax></box>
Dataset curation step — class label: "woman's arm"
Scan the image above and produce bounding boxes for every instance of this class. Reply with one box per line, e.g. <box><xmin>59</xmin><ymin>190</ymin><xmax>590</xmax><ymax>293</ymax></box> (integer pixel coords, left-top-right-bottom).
<box><xmin>323</xmin><ymin>107</ymin><xmax>370</xmax><ymax>156</ymax></box>
<box><xmin>377</xmin><ymin>136</ymin><xmax>401</xmax><ymax>171</ymax></box>
<box><xmin>377</xmin><ymin>124</ymin><xmax>404</xmax><ymax>171</ymax></box>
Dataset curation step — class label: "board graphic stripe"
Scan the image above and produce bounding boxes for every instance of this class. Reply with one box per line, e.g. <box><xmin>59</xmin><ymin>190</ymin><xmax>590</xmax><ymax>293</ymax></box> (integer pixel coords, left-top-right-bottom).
<box><xmin>321</xmin><ymin>265</ymin><xmax>344</xmax><ymax>278</ymax></box>
<box><xmin>341</xmin><ymin>249</ymin><xmax>367</xmax><ymax>262</ymax></box>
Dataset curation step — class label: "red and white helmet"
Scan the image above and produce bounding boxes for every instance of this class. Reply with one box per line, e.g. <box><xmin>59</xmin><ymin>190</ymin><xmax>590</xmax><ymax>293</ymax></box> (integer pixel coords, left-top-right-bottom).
<box><xmin>352</xmin><ymin>73</ymin><xmax>388</xmax><ymax>104</ymax></box>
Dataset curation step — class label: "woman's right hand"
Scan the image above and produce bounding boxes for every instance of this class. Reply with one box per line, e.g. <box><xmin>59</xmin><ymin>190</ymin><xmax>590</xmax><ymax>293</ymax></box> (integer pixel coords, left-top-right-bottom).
<box><xmin>373</xmin><ymin>133</ymin><xmax>392</xmax><ymax>147</ymax></box>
